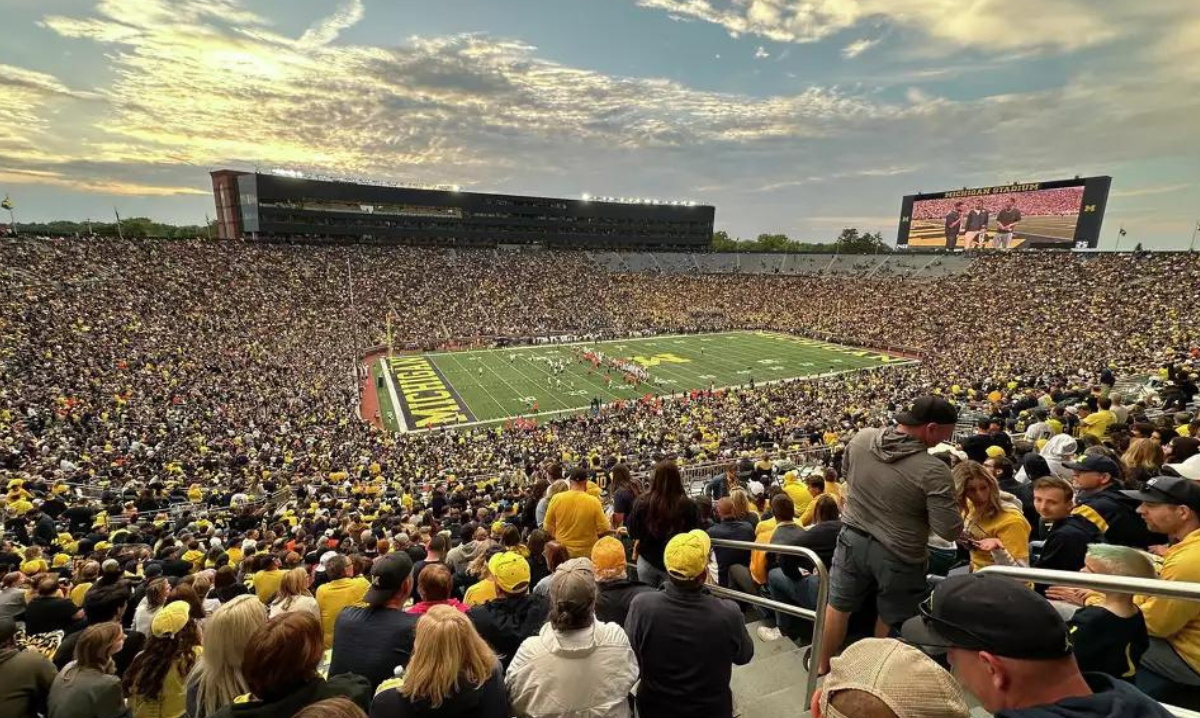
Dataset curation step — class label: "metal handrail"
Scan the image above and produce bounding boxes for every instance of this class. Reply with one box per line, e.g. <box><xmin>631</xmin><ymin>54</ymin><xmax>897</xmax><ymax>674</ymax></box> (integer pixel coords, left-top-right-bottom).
<box><xmin>977</xmin><ymin>565</ymin><xmax>1200</xmax><ymax>600</ymax></box>
<box><xmin>707</xmin><ymin>536</ymin><xmax>829</xmax><ymax>706</ymax></box>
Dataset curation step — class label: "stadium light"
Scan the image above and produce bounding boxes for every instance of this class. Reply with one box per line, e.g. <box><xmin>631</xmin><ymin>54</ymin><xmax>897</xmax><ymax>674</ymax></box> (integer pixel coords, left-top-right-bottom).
<box><xmin>581</xmin><ymin>193</ymin><xmax>591</xmax><ymax>201</ymax></box>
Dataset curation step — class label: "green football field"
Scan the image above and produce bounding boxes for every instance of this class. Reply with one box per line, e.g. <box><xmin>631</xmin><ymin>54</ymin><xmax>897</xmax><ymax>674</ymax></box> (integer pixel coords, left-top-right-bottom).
<box><xmin>372</xmin><ymin>330</ymin><xmax>917</xmax><ymax>433</ymax></box>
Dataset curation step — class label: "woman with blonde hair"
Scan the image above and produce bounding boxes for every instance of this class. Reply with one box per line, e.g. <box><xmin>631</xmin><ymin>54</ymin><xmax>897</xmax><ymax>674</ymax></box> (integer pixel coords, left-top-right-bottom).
<box><xmin>463</xmin><ymin>544</ymin><xmax>501</xmax><ymax>607</ymax></box>
<box><xmin>536</xmin><ymin>480</ymin><xmax>570</xmax><ymax>527</ymax></box>
<box><xmin>727</xmin><ymin>488</ymin><xmax>758</xmax><ymax>527</ymax></box>
<box><xmin>369</xmin><ymin>605</ymin><xmax>507</xmax><ymax>718</ymax></box>
<box><xmin>70</xmin><ymin>560</ymin><xmax>101</xmax><ymax>607</ymax></box>
<box><xmin>48</xmin><ymin>622</ymin><xmax>127</xmax><ymax>718</ymax></box>
<box><xmin>186</xmin><ymin>594</ymin><xmax>268</xmax><ymax>718</ymax></box>
<box><xmin>954</xmin><ymin>461</ymin><xmax>1030</xmax><ymax>572</ymax></box>
<box><xmin>1121</xmin><ymin>438</ymin><xmax>1164</xmax><ymax>488</ymax></box>
<box><xmin>268</xmin><ymin>567</ymin><xmax>319</xmax><ymax>620</ymax></box>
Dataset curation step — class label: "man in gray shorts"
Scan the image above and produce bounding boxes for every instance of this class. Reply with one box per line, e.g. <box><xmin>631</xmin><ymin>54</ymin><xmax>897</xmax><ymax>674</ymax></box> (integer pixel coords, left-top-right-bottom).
<box><xmin>817</xmin><ymin>396</ymin><xmax>964</xmax><ymax>675</ymax></box>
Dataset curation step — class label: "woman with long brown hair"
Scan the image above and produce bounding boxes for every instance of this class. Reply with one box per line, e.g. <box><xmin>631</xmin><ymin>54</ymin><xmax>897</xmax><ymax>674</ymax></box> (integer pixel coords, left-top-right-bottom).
<box><xmin>369</xmin><ymin>605</ymin><xmax>507</xmax><ymax>718</ymax></box>
<box><xmin>49</xmin><ymin>622</ymin><xmax>127</xmax><ymax>718</ymax></box>
<box><xmin>608</xmin><ymin>464</ymin><xmax>640</xmax><ymax>529</ymax></box>
<box><xmin>123</xmin><ymin>600</ymin><xmax>203</xmax><ymax>718</ymax></box>
<box><xmin>626</xmin><ymin>460</ymin><xmax>700</xmax><ymax>587</ymax></box>
<box><xmin>954</xmin><ymin>461</ymin><xmax>1030</xmax><ymax>572</ymax></box>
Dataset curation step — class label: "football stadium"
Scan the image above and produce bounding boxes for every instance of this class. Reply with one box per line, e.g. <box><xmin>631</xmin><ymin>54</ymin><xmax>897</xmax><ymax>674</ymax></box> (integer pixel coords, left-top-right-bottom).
<box><xmin>373</xmin><ymin>331</ymin><xmax>914</xmax><ymax>432</ymax></box>
<box><xmin>4</xmin><ymin>2</ymin><xmax>1200</xmax><ymax>718</ymax></box>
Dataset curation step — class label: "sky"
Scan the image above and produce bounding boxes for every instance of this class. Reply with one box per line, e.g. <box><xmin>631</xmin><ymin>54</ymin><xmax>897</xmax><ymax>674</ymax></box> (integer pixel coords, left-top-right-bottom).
<box><xmin>1</xmin><ymin>0</ymin><xmax>1199</xmax><ymax>248</ymax></box>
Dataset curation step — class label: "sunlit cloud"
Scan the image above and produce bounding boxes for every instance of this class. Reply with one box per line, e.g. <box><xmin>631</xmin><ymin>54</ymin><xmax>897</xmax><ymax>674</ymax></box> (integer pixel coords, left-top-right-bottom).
<box><xmin>841</xmin><ymin>37</ymin><xmax>878</xmax><ymax>58</ymax></box>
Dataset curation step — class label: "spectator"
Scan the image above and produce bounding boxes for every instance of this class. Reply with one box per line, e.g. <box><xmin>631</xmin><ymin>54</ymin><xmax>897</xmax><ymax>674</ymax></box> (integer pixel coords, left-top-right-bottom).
<box><xmin>251</xmin><ymin>555</ymin><xmax>284</xmax><ymax>605</ymax></box>
<box><xmin>536</xmin><ymin>481</ymin><xmax>568</xmax><ymax>530</ymax></box>
<box><xmin>207</xmin><ymin>567</ymin><xmax>249</xmax><ymax>605</ymax></box>
<box><xmin>0</xmin><ymin>616</ymin><xmax>57</xmax><ymax>718</ymax></box>
<box><xmin>819</xmin><ymin>396</ymin><xmax>962</xmax><ymax>675</ymax></box>
<box><xmin>781</xmin><ymin>471</ymin><xmax>813</xmax><ymax>518</ymax></box>
<box><xmin>209</xmin><ymin>611</ymin><xmax>370</xmax><ymax>718</ymax></box>
<box><xmin>370</xmin><ymin>605</ymin><xmax>507</xmax><ymax>718</ymax></box>
<box><xmin>1123</xmin><ymin>439</ymin><xmax>1164</xmax><ymax>488</ymax></box>
<box><xmin>707</xmin><ymin>497</ymin><xmax>754</xmax><ymax>588</ymax></box>
<box><xmin>268</xmin><ymin>567</ymin><xmax>319</xmax><ymax>620</ymax></box>
<box><xmin>46</xmin><ymin>622</ymin><xmax>126</xmax><ymax>718</ymax></box>
<box><xmin>1064</xmin><ymin>545</ymin><xmax>1154</xmax><ymax>681</ymax></box>
<box><xmin>764</xmin><ymin>494</ymin><xmax>841</xmax><ymax>642</ymax></box>
<box><xmin>469</xmin><ymin>552</ymin><xmax>549</xmax><ymax>670</ymax></box>
<box><xmin>295</xmin><ymin>697</ymin><xmax>367</xmax><ymax>718</ymax></box>
<box><xmin>1067</xmin><ymin>454</ymin><xmax>1163</xmax><ymax>549</ymax></box>
<box><xmin>25</xmin><ymin>576</ymin><xmax>85</xmax><ymax>636</ymax></box>
<box><xmin>626</xmin><ymin>460</ymin><xmax>700</xmax><ymax>587</ymax></box>
<box><xmin>955</xmin><ymin>461</ymin><xmax>1030</xmax><ymax>571</ymax></box>
<box><xmin>123</xmin><ymin>601</ymin><xmax>203</xmax><ymax>718</ymax></box>
<box><xmin>186</xmin><ymin>595</ymin><xmax>268</xmax><ymax>718</ymax></box>
<box><xmin>902</xmin><ymin>574</ymin><xmax>1172</xmax><ymax>718</ymax></box>
<box><xmin>625</xmin><ymin>530</ymin><xmax>753</xmax><ymax>718</ymax></box>
<box><xmin>525</xmin><ymin>531</ymin><xmax>551</xmax><ymax>589</ymax></box>
<box><xmin>329</xmin><ymin>554</ymin><xmax>419</xmax><ymax>692</ymax></box>
<box><xmin>315</xmin><ymin>555</ymin><xmax>369</xmax><ymax>649</ymax></box>
<box><xmin>407</xmin><ymin>564</ymin><xmax>469</xmax><ymax>614</ymax></box>
<box><xmin>810</xmin><ymin>638</ymin><xmax>969</xmax><ymax>718</ymax></box>
<box><xmin>543</xmin><ymin>467</ymin><xmax>611</xmax><ymax>559</ymax></box>
<box><xmin>1030</xmin><ymin>476</ymin><xmax>1100</xmax><ymax>578</ymax></box>
<box><xmin>132</xmin><ymin>578</ymin><xmax>170</xmax><ymax>638</ymax></box>
<box><xmin>410</xmin><ymin>534</ymin><xmax>449</xmax><ymax>604</ymax></box>
<box><xmin>0</xmin><ymin>572</ymin><xmax>28</xmax><ymax>622</ymax></box>
<box><xmin>1121</xmin><ymin>476</ymin><xmax>1200</xmax><ymax>705</ymax></box>
<box><xmin>506</xmin><ymin>558</ymin><xmax>638</xmax><ymax>718</ymax></box>
<box><xmin>590</xmin><ymin>536</ymin><xmax>652</xmax><ymax>628</ymax></box>
<box><xmin>464</xmin><ymin>544</ymin><xmax>502</xmax><ymax>606</ymax></box>
<box><xmin>608</xmin><ymin>465</ymin><xmax>639</xmax><ymax>530</ymax></box>
<box><xmin>799</xmin><ymin>468</ymin><xmax>841</xmax><ymax>527</ymax></box>
<box><xmin>54</xmin><ymin>583</ymin><xmax>146</xmax><ymax>677</ymax></box>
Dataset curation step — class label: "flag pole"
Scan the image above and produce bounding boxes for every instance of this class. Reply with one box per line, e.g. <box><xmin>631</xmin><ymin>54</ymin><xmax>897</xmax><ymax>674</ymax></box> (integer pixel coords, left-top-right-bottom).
<box><xmin>204</xmin><ymin>213</ymin><xmax>213</xmax><ymax>240</ymax></box>
<box><xmin>1115</xmin><ymin>226</ymin><xmax>1125</xmax><ymax>252</ymax></box>
<box><xmin>114</xmin><ymin>207</ymin><xmax>124</xmax><ymax>240</ymax></box>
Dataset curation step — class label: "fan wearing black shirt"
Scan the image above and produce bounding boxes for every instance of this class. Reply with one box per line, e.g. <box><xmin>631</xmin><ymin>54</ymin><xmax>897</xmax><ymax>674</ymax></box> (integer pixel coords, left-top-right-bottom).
<box><xmin>1031</xmin><ymin>476</ymin><xmax>1101</xmax><ymax>583</ymax></box>
<box><xmin>24</xmin><ymin>576</ymin><xmax>84</xmax><ymax>636</ymax></box>
<box><xmin>1065</xmin><ymin>545</ymin><xmax>1153</xmax><ymax>681</ymax></box>
<box><xmin>53</xmin><ymin>583</ymin><xmax>146</xmax><ymax>676</ymax></box>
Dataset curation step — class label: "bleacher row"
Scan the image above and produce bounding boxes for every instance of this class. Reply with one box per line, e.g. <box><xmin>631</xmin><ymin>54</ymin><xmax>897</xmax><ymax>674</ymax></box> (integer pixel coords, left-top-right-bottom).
<box><xmin>587</xmin><ymin>251</ymin><xmax>978</xmax><ymax>278</ymax></box>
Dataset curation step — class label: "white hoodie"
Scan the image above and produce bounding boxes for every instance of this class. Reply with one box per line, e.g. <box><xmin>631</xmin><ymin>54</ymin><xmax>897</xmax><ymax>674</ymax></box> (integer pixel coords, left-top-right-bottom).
<box><xmin>506</xmin><ymin>619</ymin><xmax>638</xmax><ymax>718</ymax></box>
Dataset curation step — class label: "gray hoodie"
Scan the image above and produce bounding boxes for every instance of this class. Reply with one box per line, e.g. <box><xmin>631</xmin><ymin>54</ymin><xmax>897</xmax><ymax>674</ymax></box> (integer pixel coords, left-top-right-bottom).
<box><xmin>841</xmin><ymin>427</ymin><xmax>963</xmax><ymax>563</ymax></box>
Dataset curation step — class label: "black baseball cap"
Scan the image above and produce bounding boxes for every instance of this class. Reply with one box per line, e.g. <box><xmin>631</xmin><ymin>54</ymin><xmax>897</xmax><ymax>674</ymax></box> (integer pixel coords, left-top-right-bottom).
<box><xmin>1121</xmin><ymin>475</ymin><xmax>1200</xmax><ymax>513</ymax></box>
<box><xmin>901</xmin><ymin>574</ymin><xmax>1071</xmax><ymax>660</ymax></box>
<box><xmin>1063</xmin><ymin>454</ymin><xmax>1121</xmax><ymax>477</ymax></box>
<box><xmin>895</xmin><ymin>396</ymin><xmax>959</xmax><ymax>426</ymax></box>
<box><xmin>363</xmin><ymin>553</ymin><xmax>414</xmax><ymax>607</ymax></box>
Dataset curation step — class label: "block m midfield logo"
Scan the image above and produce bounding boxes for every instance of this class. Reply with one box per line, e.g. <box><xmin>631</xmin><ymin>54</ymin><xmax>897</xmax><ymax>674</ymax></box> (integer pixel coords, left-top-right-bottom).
<box><xmin>386</xmin><ymin>356</ymin><xmax>475</xmax><ymax>431</ymax></box>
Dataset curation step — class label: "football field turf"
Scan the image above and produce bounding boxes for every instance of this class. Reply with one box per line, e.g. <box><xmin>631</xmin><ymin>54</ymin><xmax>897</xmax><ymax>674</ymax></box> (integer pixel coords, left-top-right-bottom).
<box><xmin>372</xmin><ymin>330</ymin><xmax>917</xmax><ymax>433</ymax></box>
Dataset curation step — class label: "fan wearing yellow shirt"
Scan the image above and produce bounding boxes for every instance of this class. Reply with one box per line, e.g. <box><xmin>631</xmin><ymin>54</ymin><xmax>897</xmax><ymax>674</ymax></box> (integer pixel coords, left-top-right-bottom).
<box><xmin>956</xmin><ymin>462</ymin><xmax>1030</xmax><ymax>572</ymax></box>
<box><xmin>543</xmin><ymin>468</ymin><xmax>611</xmax><ymax>558</ymax></box>
<box><xmin>1078</xmin><ymin>397</ymin><xmax>1116</xmax><ymax>441</ymax></box>
<box><xmin>799</xmin><ymin>470</ymin><xmax>842</xmax><ymax>527</ymax></box>
<box><xmin>781</xmin><ymin>472</ymin><xmax>813</xmax><ymax>518</ymax></box>
<box><xmin>315</xmin><ymin>554</ymin><xmax>370</xmax><ymax>648</ymax></box>
<box><xmin>252</xmin><ymin>555</ymin><xmax>285</xmax><ymax>604</ymax></box>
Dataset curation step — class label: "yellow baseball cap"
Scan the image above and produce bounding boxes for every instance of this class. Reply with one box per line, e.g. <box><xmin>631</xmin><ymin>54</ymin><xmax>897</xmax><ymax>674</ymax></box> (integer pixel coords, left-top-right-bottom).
<box><xmin>52</xmin><ymin>553</ymin><xmax>70</xmax><ymax>568</ymax></box>
<box><xmin>591</xmin><ymin>536</ymin><xmax>627</xmax><ymax>577</ymax></box>
<box><xmin>664</xmin><ymin>530</ymin><xmax>711</xmax><ymax>580</ymax></box>
<box><xmin>488</xmin><ymin>551</ymin><xmax>530</xmax><ymax>593</ymax></box>
<box><xmin>985</xmin><ymin>445</ymin><xmax>1007</xmax><ymax>459</ymax></box>
<box><xmin>152</xmin><ymin>601</ymin><xmax>192</xmax><ymax>637</ymax></box>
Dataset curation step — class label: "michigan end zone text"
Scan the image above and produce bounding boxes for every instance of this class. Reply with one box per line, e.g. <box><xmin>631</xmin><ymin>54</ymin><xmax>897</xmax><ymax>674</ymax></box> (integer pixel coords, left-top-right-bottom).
<box><xmin>387</xmin><ymin>356</ymin><xmax>475</xmax><ymax>430</ymax></box>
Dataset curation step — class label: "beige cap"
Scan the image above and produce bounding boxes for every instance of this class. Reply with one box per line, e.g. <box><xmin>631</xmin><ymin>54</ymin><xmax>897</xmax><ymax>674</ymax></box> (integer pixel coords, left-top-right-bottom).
<box><xmin>820</xmin><ymin>638</ymin><xmax>969</xmax><ymax>718</ymax></box>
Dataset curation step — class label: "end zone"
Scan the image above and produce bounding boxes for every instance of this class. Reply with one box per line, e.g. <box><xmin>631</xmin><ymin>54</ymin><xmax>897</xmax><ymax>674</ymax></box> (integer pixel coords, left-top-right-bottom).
<box><xmin>381</xmin><ymin>356</ymin><xmax>476</xmax><ymax>432</ymax></box>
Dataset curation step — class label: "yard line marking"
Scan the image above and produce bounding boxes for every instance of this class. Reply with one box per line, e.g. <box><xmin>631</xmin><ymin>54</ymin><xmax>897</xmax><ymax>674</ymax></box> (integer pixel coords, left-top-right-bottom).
<box><xmin>439</xmin><ymin>352</ymin><xmax>511</xmax><ymax>420</ymax></box>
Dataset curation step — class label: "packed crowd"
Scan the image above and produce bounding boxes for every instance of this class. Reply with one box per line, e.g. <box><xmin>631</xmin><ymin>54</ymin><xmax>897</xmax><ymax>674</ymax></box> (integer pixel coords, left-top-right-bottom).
<box><xmin>911</xmin><ymin>186</ymin><xmax>1085</xmax><ymax>220</ymax></box>
<box><xmin>2</xmin><ymin>238</ymin><xmax>1200</xmax><ymax>718</ymax></box>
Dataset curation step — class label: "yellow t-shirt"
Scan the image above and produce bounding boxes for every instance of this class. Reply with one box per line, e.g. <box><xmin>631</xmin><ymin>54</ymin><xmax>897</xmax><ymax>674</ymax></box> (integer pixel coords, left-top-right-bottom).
<box><xmin>1079</xmin><ymin>410</ymin><xmax>1115</xmax><ymax>440</ymax></box>
<box><xmin>543</xmin><ymin>489</ymin><xmax>611</xmax><ymax>558</ymax></box>
<box><xmin>226</xmin><ymin>547</ymin><xmax>244</xmax><ymax>566</ymax></box>
<box><xmin>252</xmin><ymin>568</ymin><xmax>285</xmax><ymax>605</ymax></box>
<box><xmin>129</xmin><ymin>646</ymin><xmax>202</xmax><ymax>718</ymax></box>
<box><xmin>1136</xmin><ymin>527</ymin><xmax>1200</xmax><ymax>674</ymax></box>
<box><xmin>464</xmin><ymin>579</ymin><xmax>498</xmax><ymax>607</ymax></box>
<box><xmin>315</xmin><ymin>576</ymin><xmax>370</xmax><ymax>649</ymax></box>
<box><xmin>967</xmin><ymin>507</ymin><xmax>1031</xmax><ymax>573</ymax></box>
<box><xmin>799</xmin><ymin>482</ymin><xmax>841</xmax><ymax>527</ymax></box>
<box><xmin>70</xmin><ymin>582</ymin><xmax>92</xmax><ymax>607</ymax></box>
<box><xmin>782</xmin><ymin>481</ymin><xmax>813</xmax><ymax>517</ymax></box>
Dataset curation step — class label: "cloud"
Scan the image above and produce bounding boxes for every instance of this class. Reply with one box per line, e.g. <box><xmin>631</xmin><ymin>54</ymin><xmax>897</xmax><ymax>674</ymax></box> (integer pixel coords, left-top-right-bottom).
<box><xmin>0</xmin><ymin>167</ymin><xmax>208</xmax><ymax>196</ymax></box>
<box><xmin>841</xmin><ymin>37</ymin><xmax>878</xmax><ymax>58</ymax></box>
<box><xmin>298</xmin><ymin>0</ymin><xmax>364</xmax><ymax>47</ymax></box>
<box><xmin>1109</xmin><ymin>183</ymin><xmax>1190</xmax><ymax>199</ymax></box>
<box><xmin>754</xmin><ymin>45</ymin><xmax>770</xmax><ymax>59</ymax></box>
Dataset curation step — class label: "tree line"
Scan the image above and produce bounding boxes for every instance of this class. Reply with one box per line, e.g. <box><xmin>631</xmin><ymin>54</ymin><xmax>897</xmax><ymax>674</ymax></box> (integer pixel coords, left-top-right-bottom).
<box><xmin>711</xmin><ymin>228</ymin><xmax>891</xmax><ymax>254</ymax></box>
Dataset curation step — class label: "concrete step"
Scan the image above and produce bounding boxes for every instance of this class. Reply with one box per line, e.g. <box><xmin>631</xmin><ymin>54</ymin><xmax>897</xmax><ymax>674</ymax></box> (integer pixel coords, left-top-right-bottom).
<box><xmin>732</xmin><ymin>643</ymin><xmax>811</xmax><ymax>716</ymax></box>
<box><xmin>737</xmin><ymin>682</ymin><xmax>811</xmax><ymax>718</ymax></box>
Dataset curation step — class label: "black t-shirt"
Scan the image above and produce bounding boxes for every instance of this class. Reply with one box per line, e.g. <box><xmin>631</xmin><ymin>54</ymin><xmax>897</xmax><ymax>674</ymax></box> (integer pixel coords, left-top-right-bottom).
<box><xmin>613</xmin><ymin>488</ymin><xmax>636</xmax><ymax>517</ymax></box>
<box><xmin>626</xmin><ymin>496</ymin><xmax>701</xmax><ymax>571</ymax></box>
<box><xmin>1068</xmin><ymin>606</ymin><xmax>1148</xmax><ymax>681</ymax></box>
<box><xmin>23</xmin><ymin>595</ymin><xmax>81</xmax><ymax>635</ymax></box>
<box><xmin>63</xmin><ymin>506</ymin><xmax>98</xmax><ymax>534</ymax></box>
<box><xmin>328</xmin><ymin>606</ymin><xmax>419</xmax><ymax>691</ymax></box>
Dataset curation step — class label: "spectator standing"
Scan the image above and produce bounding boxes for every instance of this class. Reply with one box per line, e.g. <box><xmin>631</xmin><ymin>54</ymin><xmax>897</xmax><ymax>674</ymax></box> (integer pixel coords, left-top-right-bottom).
<box><xmin>315</xmin><ymin>555</ymin><xmax>369</xmax><ymax>649</ymax></box>
<box><xmin>329</xmin><ymin>554</ymin><xmax>419</xmax><ymax>693</ymax></box>
<box><xmin>369</xmin><ymin>605</ymin><xmax>508</xmax><ymax>718</ymax></box>
<box><xmin>819</xmin><ymin>396</ymin><xmax>962</xmax><ymax>675</ymax></box>
<box><xmin>626</xmin><ymin>460</ymin><xmax>699</xmax><ymax>588</ymax></box>
<box><xmin>208</xmin><ymin>612</ymin><xmax>371</xmax><ymax>718</ymax></box>
<box><xmin>902</xmin><ymin>574</ymin><xmax>1172</xmax><ymax>718</ymax></box>
<box><xmin>410</xmin><ymin>535</ymin><xmax>449</xmax><ymax>604</ymax></box>
<box><xmin>46</xmin><ymin>622</ymin><xmax>126</xmax><ymax>718</ymax></box>
<box><xmin>590</xmin><ymin>537</ymin><xmax>652</xmax><ymax>628</ymax></box>
<box><xmin>186</xmin><ymin>595</ymin><xmax>269</xmax><ymax>718</ymax></box>
<box><xmin>811</xmin><ymin>637</ymin><xmax>969</xmax><ymax>718</ymax></box>
<box><xmin>543</xmin><ymin>468</ymin><xmax>611</xmax><ymax>559</ymax></box>
<box><xmin>0</xmin><ymin>616</ymin><xmax>57</xmax><ymax>718</ymax></box>
<box><xmin>506</xmin><ymin>558</ymin><xmax>638</xmax><ymax>718</ymax></box>
<box><xmin>268</xmin><ymin>567</ymin><xmax>319</xmax><ymax>620</ymax></box>
<box><xmin>608</xmin><ymin>465</ymin><xmax>639</xmax><ymax>530</ymax></box>
<box><xmin>624</xmin><ymin>530</ymin><xmax>753</xmax><ymax>718</ymax></box>
<box><xmin>955</xmin><ymin>461</ymin><xmax>1030</xmax><ymax>571</ymax></box>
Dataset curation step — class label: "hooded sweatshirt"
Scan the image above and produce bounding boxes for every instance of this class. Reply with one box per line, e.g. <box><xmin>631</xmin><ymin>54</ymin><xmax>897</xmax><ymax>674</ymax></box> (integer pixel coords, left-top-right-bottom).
<box><xmin>994</xmin><ymin>671</ymin><xmax>1174</xmax><ymax>718</ymax></box>
<box><xmin>209</xmin><ymin>675</ymin><xmax>371</xmax><ymax>718</ymax></box>
<box><xmin>445</xmin><ymin>540</ymin><xmax>485</xmax><ymax>576</ymax></box>
<box><xmin>505</xmin><ymin>621</ymin><xmax>639</xmax><ymax>718</ymax></box>
<box><xmin>841</xmin><ymin>427</ymin><xmax>963</xmax><ymax>563</ymax></box>
<box><xmin>0</xmin><ymin>646</ymin><xmax>57</xmax><ymax>718</ymax></box>
<box><xmin>370</xmin><ymin>667</ymin><xmax>508</xmax><ymax>718</ymax></box>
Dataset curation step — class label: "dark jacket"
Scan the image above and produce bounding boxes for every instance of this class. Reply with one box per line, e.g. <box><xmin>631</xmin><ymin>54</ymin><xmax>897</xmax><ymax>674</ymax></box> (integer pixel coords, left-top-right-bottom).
<box><xmin>594</xmin><ymin>579</ymin><xmax>655</xmax><ymax>628</ymax></box>
<box><xmin>626</xmin><ymin>497</ymin><xmax>701</xmax><ymax>571</ymax></box>
<box><xmin>707</xmin><ymin>519</ymin><xmax>755</xmax><ymax>586</ymax></box>
<box><xmin>1034</xmin><ymin>515</ymin><xmax>1101</xmax><ymax>577</ymax></box>
<box><xmin>209</xmin><ymin>674</ymin><xmax>372</xmax><ymax>718</ymax></box>
<box><xmin>468</xmin><ymin>594</ymin><xmax>549</xmax><ymax>668</ymax></box>
<box><xmin>625</xmin><ymin>583</ymin><xmax>753</xmax><ymax>718</ymax></box>
<box><xmin>329</xmin><ymin>606</ymin><xmax>419</xmax><ymax>692</ymax></box>
<box><xmin>369</xmin><ymin>667</ymin><xmax>508</xmax><ymax>718</ymax></box>
<box><xmin>773</xmin><ymin>520</ymin><xmax>841</xmax><ymax>579</ymax></box>
<box><xmin>0</xmin><ymin>646</ymin><xmax>57</xmax><ymax>718</ymax></box>
<box><xmin>1073</xmin><ymin>486</ymin><xmax>1165</xmax><ymax>549</ymax></box>
<box><xmin>994</xmin><ymin>672</ymin><xmax>1173</xmax><ymax>718</ymax></box>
